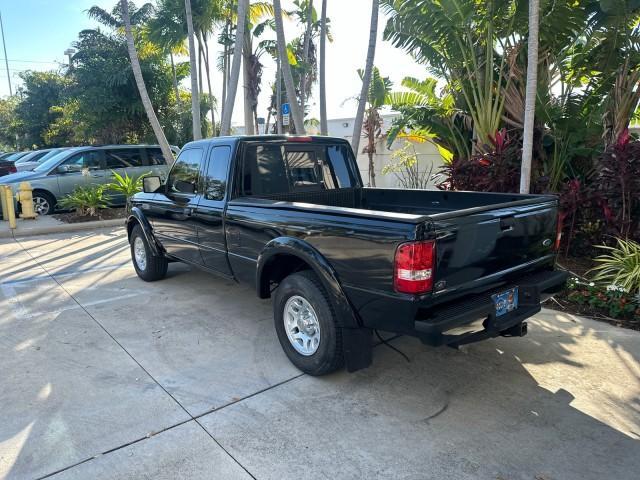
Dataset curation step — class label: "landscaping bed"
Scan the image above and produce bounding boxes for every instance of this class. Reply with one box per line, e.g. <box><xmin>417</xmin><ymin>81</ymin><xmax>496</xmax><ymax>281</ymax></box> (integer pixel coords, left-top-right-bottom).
<box><xmin>546</xmin><ymin>256</ymin><xmax>640</xmax><ymax>331</ymax></box>
<box><xmin>53</xmin><ymin>207</ymin><xmax>126</xmax><ymax>224</ymax></box>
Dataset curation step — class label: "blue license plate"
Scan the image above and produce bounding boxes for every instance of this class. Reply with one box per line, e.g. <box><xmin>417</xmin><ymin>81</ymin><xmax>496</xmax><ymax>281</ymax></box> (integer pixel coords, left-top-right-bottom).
<box><xmin>492</xmin><ymin>287</ymin><xmax>518</xmax><ymax>317</ymax></box>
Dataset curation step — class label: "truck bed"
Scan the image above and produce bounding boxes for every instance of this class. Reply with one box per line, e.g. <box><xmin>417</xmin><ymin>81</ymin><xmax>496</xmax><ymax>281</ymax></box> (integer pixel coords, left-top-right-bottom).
<box><xmin>242</xmin><ymin>187</ymin><xmax>557</xmax><ymax>220</ymax></box>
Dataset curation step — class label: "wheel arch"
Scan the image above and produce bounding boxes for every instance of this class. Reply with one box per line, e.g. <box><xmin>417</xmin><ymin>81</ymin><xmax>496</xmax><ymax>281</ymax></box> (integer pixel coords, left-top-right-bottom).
<box><xmin>126</xmin><ymin>207</ymin><xmax>161</xmax><ymax>257</ymax></box>
<box><xmin>256</xmin><ymin>237</ymin><xmax>359</xmax><ymax>329</ymax></box>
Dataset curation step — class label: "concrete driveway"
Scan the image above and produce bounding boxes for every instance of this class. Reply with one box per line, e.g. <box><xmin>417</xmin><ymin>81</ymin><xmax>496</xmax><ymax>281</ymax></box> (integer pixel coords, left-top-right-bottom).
<box><xmin>1</xmin><ymin>227</ymin><xmax>639</xmax><ymax>480</ymax></box>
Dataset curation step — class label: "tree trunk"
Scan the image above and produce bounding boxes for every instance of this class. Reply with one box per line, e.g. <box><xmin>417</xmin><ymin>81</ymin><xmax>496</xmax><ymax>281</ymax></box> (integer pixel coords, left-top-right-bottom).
<box><xmin>299</xmin><ymin>0</ymin><xmax>314</xmax><ymax>113</ymax></box>
<box><xmin>185</xmin><ymin>0</ymin><xmax>201</xmax><ymax>140</ymax></box>
<box><xmin>120</xmin><ymin>0</ymin><xmax>174</xmax><ymax>163</ymax></box>
<box><xmin>221</xmin><ymin>23</ymin><xmax>229</xmax><ymax>127</ymax></box>
<box><xmin>200</xmin><ymin>32</ymin><xmax>216</xmax><ymax>136</ymax></box>
<box><xmin>351</xmin><ymin>0</ymin><xmax>378</xmax><ymax>159</ymax></box>
<box><xmin>169</xmin><ymin>52</ymin><xmax>183</xmax><ymax>112</ymax></box>
<box><xmin>319</xmin><ymin>0</ymin><xmax>328</xmax><ymax>135</ymax></box>
<box><xmin>274</xmin><ymin>0</ymin><xmax>306</xmax><ymax>134</ymax></box>
<box><xmin>276</xmin><ymin>55</ymin><xmax>283</xmax><ymax>134</ymax></box>
<box><xmin>221</xmin><ymin>0</ymin><xmax>249</xmax><ymax>136</ymax></box>
<box><xmin>243</xmin><ymin>28</ymin><xmax>255</xmax><ymax>135</ymax></box>
<box><xmin>520</xmin><ymin>0</ymin><xmax>539</xmax><ymax>194</ymax></box>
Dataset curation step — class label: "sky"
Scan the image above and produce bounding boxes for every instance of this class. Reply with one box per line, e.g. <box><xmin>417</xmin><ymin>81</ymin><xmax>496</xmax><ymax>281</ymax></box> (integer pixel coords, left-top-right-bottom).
<box><xmin>0</xmin><ymin>0</ymin><xmax>427</xmax><ymax>125</ymax></box>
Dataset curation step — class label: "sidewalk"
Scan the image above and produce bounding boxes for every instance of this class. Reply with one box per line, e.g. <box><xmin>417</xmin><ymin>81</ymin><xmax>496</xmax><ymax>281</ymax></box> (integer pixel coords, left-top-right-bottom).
<box><xmin>0</xmin><ymin>215</ymin><xmax>124</xmax><ymax>238</ymax></box>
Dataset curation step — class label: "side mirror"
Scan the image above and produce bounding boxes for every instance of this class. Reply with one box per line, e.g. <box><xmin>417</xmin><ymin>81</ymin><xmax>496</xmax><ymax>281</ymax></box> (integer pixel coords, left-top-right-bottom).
<box><xmin>57</xmin><ymin>165</ymin><xmax>71</xmax><ymax>174</ymax></box>
<box><xmin>143</xmin><ymin>175</ymin><xmax>162</xmax><ymax>193</ymax></box>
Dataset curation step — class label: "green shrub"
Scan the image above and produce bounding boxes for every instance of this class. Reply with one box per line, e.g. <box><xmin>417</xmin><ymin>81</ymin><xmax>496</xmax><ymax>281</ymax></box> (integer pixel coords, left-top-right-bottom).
<box><xmin>58</xmin><ymin>185</ymin><xmax>110</xmax><ymax>217</ymax></box>
<box><xmin>566</xmin><ymin>277</ymin><xmax>639</xmax><ymax>319</ymax></box>
<box><xmin>590</xmin><ymin>238</ymin><xmax>640</xmax><ymax>295</ymax></box>
<box><xmin>106</xmin><ymin>170</ymin><xmax>149</xmax><ymax>212</ymax></box>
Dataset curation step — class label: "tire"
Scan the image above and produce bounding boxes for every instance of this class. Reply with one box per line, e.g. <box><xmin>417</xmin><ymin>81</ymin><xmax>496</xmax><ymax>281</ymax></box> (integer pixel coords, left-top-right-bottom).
<box><xmin>32</xmin><ymin>191</ymin><xmax>55</xmax><ymax>216</ymax></box>
<box><xmin>274</xmin><ymin>270</ymin><xmax>344</xmax><ymax>375</ymax></box>
<box><xmin>130</xmin><ymin>224</ymin><xmax>168</xmax><ymax>282</ymax></box>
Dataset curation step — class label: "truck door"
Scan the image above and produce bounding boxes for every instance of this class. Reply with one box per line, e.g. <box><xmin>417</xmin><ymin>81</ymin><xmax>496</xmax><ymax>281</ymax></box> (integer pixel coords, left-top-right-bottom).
<box><xmin>149</xmin><ymin>148</ymin><xmax>204</xmax><ymax>265</ymax></box>
<box><xmin>193</xmin><ymin>145</ymin><xmax>233</xmax><ymax>276</ymax></box>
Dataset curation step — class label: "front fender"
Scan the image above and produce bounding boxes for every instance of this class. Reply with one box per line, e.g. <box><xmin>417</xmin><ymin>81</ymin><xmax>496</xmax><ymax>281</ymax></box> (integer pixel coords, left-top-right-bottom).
<box><xmin>127</xmin><ymin>207</ymin><xmax>161</xmax><ymax>257</ymax></box>
<box><xmin>257</xmin><ymin>237</ymin><xmax>360</xmax><ymax>329</ymax></box>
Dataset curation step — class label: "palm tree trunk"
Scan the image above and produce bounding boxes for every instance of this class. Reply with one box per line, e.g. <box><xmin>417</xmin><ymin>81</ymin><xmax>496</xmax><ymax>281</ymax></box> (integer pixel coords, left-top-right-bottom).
<box><xmin>199</xmin><ymin>32</ymin><xmax>216</xmax><ymax>136</ymax></box>
<box><xmin>221</xmin><ymin>23</ymin><xmax>229</xmax><ymax>126</ymax></box>
<box><xmin>351</xmin><ymin>0</ymin><xmax>378</xmax><ymax>160</ymax></box>
<box><xmin>185</xmin><ymin>0</ymin><xmax>202</xmax><ymax>140</ymax></box>
<box><xmin>319</xmin><ymin>0</ymin><xmax>328</xmax><ymax>135</ymax></box>
<box><xmin>276</xmin><ymin>55</ymin><xmax>283</xmax><ymax>134</ymax></box>
<box><xmin>243</xmin><ymin>28</ymin><xmax>255</xmax><ymax>135</ymax></box>
<box><xmin>520</xmin><ymin>0</ymin><xmax>539</xmax><ymax>194</ymax></box>
<box><xmin>299</xmin><ymin>0</ymin><xmax>314</xmax><ymax>113</ymax></box>
<box><xmin>274</xmin><ymin>0</ymin><xmax>306</xmax><ymax>134</ymax></box>
<box><xmin>221</xmin><ymin>0</ymin><xmax>249</xmax><ymax>136</ymax></box>
<box><xmin>169</xmin><ymin>52</ymin><xmax>183</xmax><ymax>111</ymax></box>
<box><xmin>120</xmin><ymin>0</ymin><xmax>174</xmax><ymax>163</ymax></box>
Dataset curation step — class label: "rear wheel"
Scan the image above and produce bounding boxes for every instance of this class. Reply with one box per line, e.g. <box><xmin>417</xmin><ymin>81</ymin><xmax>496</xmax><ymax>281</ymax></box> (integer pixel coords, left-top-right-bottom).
<box><xmin>32</xmin><ymin>191</ymin><xmax>55</xmax><ymax>216</ymax></box>
<box><xmin>274</xmin><ymin>270</ymin><xmax>344</xmax><ymax>375</ymax></box>
<box><xmin>130</xmin><ymin>224</ymin><xmax>168</xmax><ymax>281</ymax></box>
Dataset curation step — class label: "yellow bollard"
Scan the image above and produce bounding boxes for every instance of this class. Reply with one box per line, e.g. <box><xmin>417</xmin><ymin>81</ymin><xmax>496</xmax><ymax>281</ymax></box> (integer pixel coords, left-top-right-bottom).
<box><xmin>3</xmin><ymin>185</ymin><xmax>16</xmax><ymax>229</ymax></box>
<box><xmin>0</xmin><ymin>185</ymin><xmax>7</xmax><ymax>221</ymax></box>
<box><xmin>15</xmin><ymin>182</ymin><xmax>37</xmax><ymax>219</ymax></box>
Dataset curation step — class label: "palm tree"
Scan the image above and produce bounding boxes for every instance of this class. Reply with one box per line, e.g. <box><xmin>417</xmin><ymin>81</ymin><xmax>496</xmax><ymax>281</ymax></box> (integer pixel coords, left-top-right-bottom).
<box><xmin>351</xmin><ymin>0</ymin><xmax>378</xmax><ymax>159</ymax></box>
<box><xmin>273</xmin><ymin>0</ymin><xmax>305</xmax><ymax>133</ymax></box>
<box><xmin>119</xmin><ymin>0</ymin><xmax>174</xmax><ymax>162</ymax></box>
<box><xmin>319</xmin><ymin>0</ymin><xmax>328</xmax><ymax>135</ymax></box>
<box><xmin>299</xmin><ymin>0</ymin><xmax>314</xmax><ymax>113</ymax></box>
<box><xmin>185</xmin><ymin>0</ymin><xmax>202</xmax><ymax>139</ymax></box>
<box><xmin>519</xmin><ymin>0</ymin><xmax>539</xmax><ymax>194</ymax></box>
<box><xmin>220</xmin><ymin>0</ymin><xmax>249</xmax><ymax>135</ymax></box>
<box><xmin>359</xmin><ymin>67</ymin><xmax>391</xmax><ymax>187</ymax></box>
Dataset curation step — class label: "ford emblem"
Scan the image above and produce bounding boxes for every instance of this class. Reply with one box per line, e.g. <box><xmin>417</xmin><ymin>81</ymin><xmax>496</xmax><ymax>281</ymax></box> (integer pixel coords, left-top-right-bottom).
<box><xmin>542</xmin><ymin>238</ymin><xmax>552</xmax><ymax>247</ymax></box>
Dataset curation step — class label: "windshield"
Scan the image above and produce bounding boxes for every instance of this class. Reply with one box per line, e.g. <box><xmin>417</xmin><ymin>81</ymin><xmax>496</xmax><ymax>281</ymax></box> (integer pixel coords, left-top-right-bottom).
<box><xmin>3</xmin><ymin>152</ymin><xmax>27</xmax><ymax>162</ymax></box>
<box><xmin>33</xmin><ymin>148</ymin><xmax>81</xmax><ymax>172</ymax></box>
<box><xmin>33</xmin><ymin>148</ymin><xmax>65</xmax><ymax>165</ymax></box>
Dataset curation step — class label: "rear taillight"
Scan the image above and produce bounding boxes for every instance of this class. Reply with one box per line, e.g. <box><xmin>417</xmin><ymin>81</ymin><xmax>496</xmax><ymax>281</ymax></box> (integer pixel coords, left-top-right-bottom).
<box><xmin>555</xmin><ymin>213</ymin><xmax>564</xmax><ymax>251</ymax></box>
<box><xmin>9</xmin><ymin>165</ymin><xmax>16</xmax><ymax>174</ymax></box>
<box><xmin>394</xmin><ymin>240</ymin><xmax>436</xmax><ymax>294</ymax></box>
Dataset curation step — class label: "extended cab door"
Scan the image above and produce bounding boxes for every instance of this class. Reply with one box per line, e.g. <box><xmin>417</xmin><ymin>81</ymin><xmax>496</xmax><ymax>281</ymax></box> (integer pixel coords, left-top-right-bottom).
<box><xmin>193</xmin><ymin>145</ymin><xmax>233</xmax><ymax>276</ymax></box>
<box><xmin>149</xmin><ymin>148</ymin><xmax>204</xmax><ymax>265</ymax></box>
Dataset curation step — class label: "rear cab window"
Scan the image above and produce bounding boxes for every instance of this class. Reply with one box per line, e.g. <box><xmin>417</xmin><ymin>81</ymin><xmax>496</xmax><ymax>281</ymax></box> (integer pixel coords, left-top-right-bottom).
<box><xmin>237</xmin><ymin>141</ymin><xmax>359</xmax><ymax>197</ymax></box>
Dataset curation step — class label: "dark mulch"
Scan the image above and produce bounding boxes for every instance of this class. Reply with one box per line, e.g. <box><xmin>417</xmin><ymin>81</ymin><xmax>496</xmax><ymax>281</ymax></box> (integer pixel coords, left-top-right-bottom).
<box><xmin>53</xmin><ymin>207</ymin><xmax>126</xmax><ymax>224</ymax></box>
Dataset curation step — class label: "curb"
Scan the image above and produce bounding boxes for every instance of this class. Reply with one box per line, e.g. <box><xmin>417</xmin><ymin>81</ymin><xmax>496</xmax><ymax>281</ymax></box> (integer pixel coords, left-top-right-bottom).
<box><xmin>0</xmin><ymin>218</ymin><xmax>125</xmax><ymax>239</ymax></box>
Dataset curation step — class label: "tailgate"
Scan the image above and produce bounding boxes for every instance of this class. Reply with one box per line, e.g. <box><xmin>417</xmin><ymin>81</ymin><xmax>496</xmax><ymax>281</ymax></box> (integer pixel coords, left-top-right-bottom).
<box><xmin>431</xmin><ymin>200</ymin><xmax>558</xmax><ymax>293</ymax></box>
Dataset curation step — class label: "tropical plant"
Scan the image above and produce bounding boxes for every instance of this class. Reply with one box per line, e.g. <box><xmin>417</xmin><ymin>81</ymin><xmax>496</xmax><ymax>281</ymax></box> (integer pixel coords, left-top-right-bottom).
<box><xmin>107</xmin><ymin>170</ymin><xmax>149</xmax><ymax>211</ymax></box>
<box><xmin>593</xmin><ymin>130</ymin><xmax>640</xmax><ymax>240</ymax></box>
<box><xmin>119</xmin><ymin>0</ymin><xmax>174</xmax><ymax>163</ymax></box>
<box><xmin>58</xmin><ymin>185</ymin><xmax>111</xmax><ymax>217</ymax></box>
<box><xmin>381</xmin><ymin>141</ymin><xmax>433</xmax><ymax>189</ymax></box>
<box><xmin>566</xmin><ymin>277</ymin><xmax>639</xmax><ymax>319</ymax></box>
<box><xmin>357</xmin><ymin>66</ymin><xmax>391</xmax><ymax>187</ymax></box>
<box><xmin>351</xmin><ymin>0</ymin><xmax>378</xmax><ymax>158</ymax></box>
<box><xmin>590</xmin><ymin>238</ymin><xmax>640</xmax><ymax>295</ymax></box>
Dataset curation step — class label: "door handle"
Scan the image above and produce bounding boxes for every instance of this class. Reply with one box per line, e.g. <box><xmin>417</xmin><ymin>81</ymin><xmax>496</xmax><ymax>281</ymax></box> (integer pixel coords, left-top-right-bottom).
<box><xmin>499</xmin><ymin>218</ymin><xmax>515</xmax><ymax>232</ymax></box>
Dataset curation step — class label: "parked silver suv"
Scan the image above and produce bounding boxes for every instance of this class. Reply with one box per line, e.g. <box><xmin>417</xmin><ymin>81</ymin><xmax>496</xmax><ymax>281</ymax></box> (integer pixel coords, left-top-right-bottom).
<box><xmin>0</xmin><ymin>145</ymin><xmax>178</xmax><ymax>215</ymax></box>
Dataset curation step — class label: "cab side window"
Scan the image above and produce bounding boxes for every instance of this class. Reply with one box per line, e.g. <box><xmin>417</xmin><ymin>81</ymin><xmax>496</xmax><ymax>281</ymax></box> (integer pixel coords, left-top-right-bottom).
<box><xmin>167</xmin><ymin>148</ymin><xmax>203</xmax><ymax>195</ymax></box>
<box><xmin>204</xmin><ymin>146</ymin><xmax>231</xmax><ymax>201</ymax></box>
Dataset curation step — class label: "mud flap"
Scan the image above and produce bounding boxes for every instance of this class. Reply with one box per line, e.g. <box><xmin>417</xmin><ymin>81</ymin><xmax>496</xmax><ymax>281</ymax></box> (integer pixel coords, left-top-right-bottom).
<box><xmin>342</xmin><ymin>327</ymin><xmax>372</xmax><ymax>372</ymax></box>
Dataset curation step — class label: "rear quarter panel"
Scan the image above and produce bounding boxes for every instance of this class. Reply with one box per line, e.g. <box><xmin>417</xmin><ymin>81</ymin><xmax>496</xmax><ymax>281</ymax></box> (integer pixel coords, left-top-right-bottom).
<box><xmin>224</xmin><ymin>202</ymin><xmax>418</xmax><ymax>294</ymax></box>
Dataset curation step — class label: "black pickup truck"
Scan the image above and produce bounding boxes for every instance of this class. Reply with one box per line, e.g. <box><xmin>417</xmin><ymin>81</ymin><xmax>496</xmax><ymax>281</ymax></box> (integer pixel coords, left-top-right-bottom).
<box><xmin>126</xmin><ymin>135</ymin><xmax>567</xmax><ymax>375</ymax></box>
